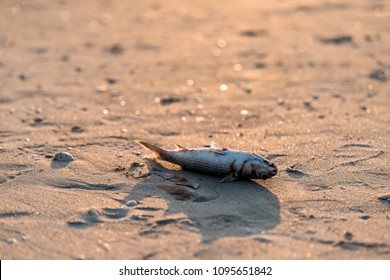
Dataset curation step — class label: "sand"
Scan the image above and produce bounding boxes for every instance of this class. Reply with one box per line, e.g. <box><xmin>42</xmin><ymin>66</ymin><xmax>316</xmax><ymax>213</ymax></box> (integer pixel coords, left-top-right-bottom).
<box><xmin>0</xmin><ymin>0</ymin><xmax>389</xmax><ymax>259</ymax></box>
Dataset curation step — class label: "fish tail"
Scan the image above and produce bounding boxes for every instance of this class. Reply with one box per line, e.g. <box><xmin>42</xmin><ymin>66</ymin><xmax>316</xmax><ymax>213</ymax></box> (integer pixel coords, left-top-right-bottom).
<box><xmin>135</xmin><ymin>140</ymin><xmax>165</xmax><ymax>156</ymax></box>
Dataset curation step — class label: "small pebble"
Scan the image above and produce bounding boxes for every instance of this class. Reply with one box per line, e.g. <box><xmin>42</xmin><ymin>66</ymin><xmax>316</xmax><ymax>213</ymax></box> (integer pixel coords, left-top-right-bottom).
<box><xmin>53</xmin><ymin>151</ymin><xmax>75</xmax><ymax>162</ymax></box>
<box><xmin>34</xmin><ymin>117</ymin><xmax>44</xmax><ymax>124</ymax></box>
<box><xmin>106</xmin><ymin>77</ymin><xmax>118</xmax><ymax>84</ymax></box>
<box><xmin>359</xmin><ymin>215</ymin><xmax>371</xmax><ymax>220</ymax></box>
<box><xmin>344</xmin><ymin>231</ymin><xmax>353</xmax><ymax>241</ymax></box>
<box><xmin>74</xmin><ymin>65</ymin><xmax>84</xmax><ymax>72</ymax></box>
<box><xmin>126</xmin><ymin>200</ymin><xmax>138</xmax><ymax>207</ymax></box>
<box><xmin>19</xmin><ymin>73</ymin><xmax>27</xmax><ymax>81</ymax></box>
<box><xmin>155</xmin><ymin>97</ymin><xmax>181</xmax><ymax>106</ymax></box>
<box><xmin>277</xmin><ymin>98</ymin><xmax>284</xmax><ymax>105</ymax></box>
<box><xmin>71</xmin><ymin>126</ymin><xmax>84</xmax><ymax>133</ymax></box>
<box><xmin>303</xmin><ymin>99</ymin><xmax>312</xmax><ymax>108</ymax></box>
<box><xmin>106</xmin><ymin>44</ymin><xmax>124</xmax><ymax>55</ymax></box>
<box><xmin>6</xmin><ymin>238</ymin><xmax>16</xmax><ymax>245</ymax></box>
<box><xmin>95</xmin><ymin>85</ymin><xmax>108</xmax><ymax>93</ymax></box>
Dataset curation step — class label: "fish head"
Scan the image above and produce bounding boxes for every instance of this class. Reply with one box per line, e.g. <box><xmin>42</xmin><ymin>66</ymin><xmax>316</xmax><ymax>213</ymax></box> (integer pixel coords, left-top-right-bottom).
<box><xmin>246</xmin><ymin>157</ymin><xmax>278</xmax><ymax>180</ymax></box>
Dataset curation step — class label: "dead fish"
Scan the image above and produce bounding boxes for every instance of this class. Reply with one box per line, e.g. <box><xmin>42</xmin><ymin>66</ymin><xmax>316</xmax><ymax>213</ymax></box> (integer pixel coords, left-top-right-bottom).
<box><xmin>136</xmin><ymin>141</ymin><xmax>277</xmax><ymax>183</ymax></box>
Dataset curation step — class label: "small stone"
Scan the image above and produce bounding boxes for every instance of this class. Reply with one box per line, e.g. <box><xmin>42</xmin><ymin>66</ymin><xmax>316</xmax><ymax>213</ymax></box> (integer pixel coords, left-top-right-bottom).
<box><xmin>126</xmin><ymin>200</ymin><xmax>138</xmax><ymax>207</ymax></box>
<box><xmin>344</xmin><ymin>231</ymin><xmax>353</xmax><ymax>240</ymax></box>
<box><xmin>19</xmin><ymin>73</ymin><xmax>27</xmax><ymax>81</ymax></box>
<box><xmin>277</xmin><ymin>98</ymin><xmax>284</xmax><ymax>105</ymax></box>
<box><xmin>95</xmin><ymin>85</ymin><xmax>108</xmax><ymax>93</ymax></box>
<box><xmin>304</xmin><ymin>99</ymin><xmax>312</xmax><ymax>108</ymax></box>
<box><xmin>74</xmin><ymin>65</ymin><xmax>84</xmax><ymax>72</ymax></box>
<box><xmin>6</xmin><ymin>238</ymin><xmax>16</xmax><ymax>245</ymax></box>
<box><xmin>106</xmin><ymin>77</ymin><xmax>118</xmax><ymax>84</ymax></box>
<box><xmin>34</xmin><ymin>117</ymin><xmax>44</xmax><ymax>124</ymax></box>
<box><xmin>369</xmin><ymin>69</ymin><xmax>389</xmax><ymax>82</ymax></box>
<box><xmin>53</xmin><ymin>152</ymin><xmax>75</xmax><ymax>162</ymax></box>
<box><xmin>155</xmin><ymin>97</ymin><xmax>181</xmax><ymax>106</ymax></box>
<box><xmin>71</xmin><ymin>126</ymin><xmax>84</xmax><ymax>133</ymax></box>
<box><xmin>105</xmin><ymin>44</ymin><xmax>124</xmax><ymax>55</ymax></box>
<box><xmin>359</xmin><ymin>215</ymin><xmax>371</xmax><ymax>220</ymax></box>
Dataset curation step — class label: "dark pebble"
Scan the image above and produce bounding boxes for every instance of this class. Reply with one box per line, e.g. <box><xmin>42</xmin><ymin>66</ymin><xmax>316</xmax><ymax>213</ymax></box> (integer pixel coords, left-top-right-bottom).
<box><xmin>105</xmin><ymin>44</ymin><xmax>124</xmax><ymax>55</ymax></box>
<box><xmin>106</xmin><ymin>77</ymin><xmax>118</xmax><ymax>84</ymax></box>
<box><xmin>359</xmin><ymin>215</ymin><xmax>371</xmax><ymax>220</ymax></box>
<box><xmin>240</xmin><ymin>29</ymin><xmax>268</xmax><ymax>37</ymax></box>
<box><xmin>369</xmin><ymin>69</ymin><xmax>388</xmax><ymax>82</ymax></box>
<box><xmin>19</xmin><ymin>73</ymin><xmax>27</xmax><ymax>81</ymax></box>
<box><xmin>344</xmin><ymin>231</ymin><xmax>353</xmax><ymax>240</ymax></box>
<box><xmin>158</xmin><ymin>97</ymin><xmax>181</xmax><ymax>106</ymax></box>
<box><xmin>71</xmin><ymin>126</ymin><xmax>84</xmax><ymax>133</ymax></box>
<box><xmin>34</xmin><ymin>117</ymin><xmax>44</xmax><ymax>124</ymax></box>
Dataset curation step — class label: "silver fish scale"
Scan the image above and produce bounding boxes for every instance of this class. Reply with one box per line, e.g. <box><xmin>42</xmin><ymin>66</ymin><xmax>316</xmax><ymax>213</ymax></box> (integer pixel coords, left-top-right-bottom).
<box><xmin>162</xmin><ymin>149</ymin><xmax>247</xmax><ymax>176</ymax></box>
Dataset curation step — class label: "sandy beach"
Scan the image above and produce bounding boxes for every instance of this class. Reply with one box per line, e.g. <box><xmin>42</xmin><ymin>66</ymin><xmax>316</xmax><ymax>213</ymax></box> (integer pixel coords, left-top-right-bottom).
<box><xmin>0</xmin><ymin>0</ymin><xmax>389</xmax><ymax>259</ymax></box>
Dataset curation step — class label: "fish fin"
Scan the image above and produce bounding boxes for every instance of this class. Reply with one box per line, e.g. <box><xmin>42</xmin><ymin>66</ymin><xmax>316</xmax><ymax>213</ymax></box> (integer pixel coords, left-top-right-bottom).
<box><xmin>135</xmin><ymin>140</ymin><xmax>165</xmax><ymax>156</ymax></box>
<box><xmin>220</xmin><ymin>172</ymin><xmax>238</xmax><ymax>183</ymax></box>
<box><xmin>210</xmin><ymin>142</ymin><xmax>227</xmax><ymax>151</ymax></box>
<box><xmin>211</xmin><ymin>150</ymin><xmax>225</xmax><ymax>155</ymax></box>
<box><xmin>175</xmin><ymin>144</ymin><xmax>188</xmax><ymax>152</ymax></box>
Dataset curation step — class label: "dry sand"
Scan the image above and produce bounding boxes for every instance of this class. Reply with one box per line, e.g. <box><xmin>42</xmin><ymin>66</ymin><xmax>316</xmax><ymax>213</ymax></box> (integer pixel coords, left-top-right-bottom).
<box><xmin>0</xmin><ymin>0</ymin><xmax>390</xmax><ymax>259</ymax></box>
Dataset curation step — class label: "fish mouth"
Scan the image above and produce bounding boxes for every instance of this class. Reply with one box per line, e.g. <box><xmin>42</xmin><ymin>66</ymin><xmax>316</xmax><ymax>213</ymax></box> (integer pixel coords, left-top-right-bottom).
<box><xmin>260</xmin><ymin>166</ymin><xmax>278</xmax><ymax>180</ymax></box>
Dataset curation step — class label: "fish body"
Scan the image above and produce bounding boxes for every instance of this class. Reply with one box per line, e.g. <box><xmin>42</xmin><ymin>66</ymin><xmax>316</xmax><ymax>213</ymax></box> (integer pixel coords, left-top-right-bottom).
<box><xmin>136</xmin><ymin>141</ymin><xmax>277</xmax><ymax>182</ymax></box>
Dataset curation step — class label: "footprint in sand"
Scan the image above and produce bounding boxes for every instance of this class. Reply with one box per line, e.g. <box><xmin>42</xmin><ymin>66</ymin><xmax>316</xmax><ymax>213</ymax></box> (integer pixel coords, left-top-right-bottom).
<box><xmin>49</xmin><ymin>179</ymin><xmax>124</xmax><ymax>191</ymax></box>
<box><xmin>0</xmin><ymin>163</ymin><xmax>32</xmax><ymax>182</ymax></box>
<box><xmin>67</xmin><ymin>208</ymin><xmax>129</xmax><ymax>228</ymax></box>
<box><xmin>333</xmin><ymin>143</ymin><xmax>384</xmax><ymax>167</ymax></box>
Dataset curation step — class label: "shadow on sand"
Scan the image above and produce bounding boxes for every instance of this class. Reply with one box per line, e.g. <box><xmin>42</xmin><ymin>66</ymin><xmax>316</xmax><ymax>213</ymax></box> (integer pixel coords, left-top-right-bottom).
<box><xmin>126</xmin><ymin>163</ymin><xmax>281</xmax><ymax>242</ymax></box>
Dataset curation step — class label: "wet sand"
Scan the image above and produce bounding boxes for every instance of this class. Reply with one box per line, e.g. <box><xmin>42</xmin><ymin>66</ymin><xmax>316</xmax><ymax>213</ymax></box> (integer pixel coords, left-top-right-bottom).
<box><xmin>0</xmin><ymin>0</ymin><xmax>390</xmax><ymax>259</ymax></box>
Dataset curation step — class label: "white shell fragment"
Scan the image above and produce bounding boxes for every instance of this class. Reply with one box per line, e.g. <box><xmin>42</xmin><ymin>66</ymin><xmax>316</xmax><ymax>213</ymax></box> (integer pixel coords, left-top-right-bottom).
<box><xmin>53</xmin><ymin>151</ymin><xmax>75</xmax><ymax>162</ymax></box>
<box><xmin>126</xmin><ymin>200</ymin><xmax>138</xmax><ymax>207</ymax></box>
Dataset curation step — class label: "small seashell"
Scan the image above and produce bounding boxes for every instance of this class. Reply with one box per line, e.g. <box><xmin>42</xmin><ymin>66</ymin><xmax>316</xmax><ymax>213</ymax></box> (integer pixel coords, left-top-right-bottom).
<box><xmin>126</xmin><ymin>200</ymin><xmax>138</xmax><ymax>207</ymax></box>
<box><xmin>53</xmin><ymin>152</ymin><xmax>75</xmax><ymax>162</ymax></box>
